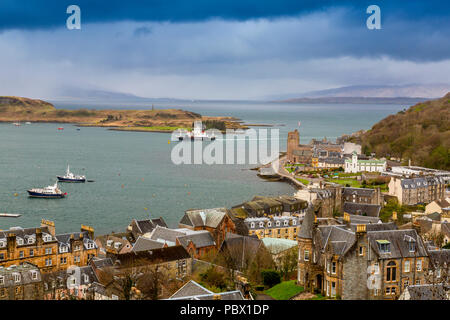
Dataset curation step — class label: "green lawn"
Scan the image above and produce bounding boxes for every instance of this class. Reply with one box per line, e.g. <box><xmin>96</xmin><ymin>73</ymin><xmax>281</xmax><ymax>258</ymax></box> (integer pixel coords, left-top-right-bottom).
<box><xmin>264</xmin><ymin>280</ymin><xmax>304</xmax><ymax>300</ymax></box>
<box><xmin>326</xmin><ymin>178</ymin><xmax>361</xmax><ymax>188</ymax></box>
<box><xmin>310</xmin><ymin>294</ymin><xmax>328</xmax><ymax>300</ymax></box>
<box><xmin>296</xmin><ymin>178</ymin><xmax>310</xmax><ymax>185</ymax></box>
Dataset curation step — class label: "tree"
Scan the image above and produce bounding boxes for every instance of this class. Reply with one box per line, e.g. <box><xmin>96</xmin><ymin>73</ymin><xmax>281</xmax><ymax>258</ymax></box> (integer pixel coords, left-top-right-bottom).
<box><xmin>261</xmin><ymin>270</ymin><xmax>281</xmax><ymax>288</ymax></box>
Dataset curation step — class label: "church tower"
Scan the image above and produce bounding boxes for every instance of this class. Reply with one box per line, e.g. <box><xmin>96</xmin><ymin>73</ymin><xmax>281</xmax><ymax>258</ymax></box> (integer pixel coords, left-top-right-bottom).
<box><xmin>287</xmin><ymin>129</ymin><xmax>300</xmax><ymax>163</ymax></box>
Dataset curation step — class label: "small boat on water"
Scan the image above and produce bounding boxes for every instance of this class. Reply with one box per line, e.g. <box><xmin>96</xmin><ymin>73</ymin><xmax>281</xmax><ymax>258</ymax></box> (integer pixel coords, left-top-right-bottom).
<box><xmin>13</xmin><ymin>122</ymin><xmax>21</xmax><ymax>126</ymax></box>
<box><xmin>57</xmin><ymin>165</ymin><xmax>86</xmax><ymax>183</ymax></box>
<box><xmin>25</xmin><ymin>122</ymin><xmax>31</xmax><ymax>125</ymax></box>
<box><xmin>58</xmin><ymin>127</ymin><xmax>64</xmax><ymax>130</ymax></box>
<box><xmin>27</xmin><ymin>182</ymin><xmax>66</xmax><ymax>198</ymax></box>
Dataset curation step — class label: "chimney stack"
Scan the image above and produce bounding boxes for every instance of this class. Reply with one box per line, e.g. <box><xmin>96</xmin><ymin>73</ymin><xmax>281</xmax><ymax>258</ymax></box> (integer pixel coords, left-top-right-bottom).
<box><xmin>392</xmin><ymin>211</ymin><xmax>397</xmax><ymax>221</ymax></box>
<box><xmin>41</xmin><ymin>219</ymin><xmax>55</xmax><ymax>237</ymax></box>
<box><xmin>213</xmin><ymin>294</ymin><xmax>221</xmax><ymax>300</ymax></box>
<box><xmin>356</xmin><ymin>224</ymin><xmax>366</xmax><ymax>234</ymax></box>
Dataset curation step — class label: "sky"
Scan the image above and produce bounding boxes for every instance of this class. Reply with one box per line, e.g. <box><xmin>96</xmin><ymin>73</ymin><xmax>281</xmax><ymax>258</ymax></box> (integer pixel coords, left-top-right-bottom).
<box><xmin>0</xmin><ymin>0</ymin><xmax>449</xmax><ymax>100</ymax></box>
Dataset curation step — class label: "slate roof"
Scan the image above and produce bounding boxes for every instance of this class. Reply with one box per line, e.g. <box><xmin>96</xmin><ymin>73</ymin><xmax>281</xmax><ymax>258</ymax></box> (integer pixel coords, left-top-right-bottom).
<box><xmin>177</xmin><ymin>232</ymin><xmax>216</xmax><ymax>249</ymax></box>
<box><xmin>115</xmin><ymin>246</ymin><xmax>191</xmax><ymax>267</ymax></box>
<box><xmin>426</xmin><ymin>212</ymin><xmax>441</xmax><ymax>221</ymax></box>
<box><xmin>95</xmin><ymin>234</ymin><xmax>131</xmax><ymax>253</ymax></box>
<box><xmin>345</xmin><ymin>214</ymin><xmax>380</xmax><ymax>224</ymax></box>
<box><xmin>181</xmin><ymin>208</ymin><xmax>228</xmax><ymax>228</ymax></box>
<box><xmin>169</xmin><ymin>280</ymin><xmax>213</xmax><ymax>299</ymax></box>
<box><xmin>442</xmin><ymin>222</ymin><xmax>450</xmax><ymax>237</ymax></box>
<box><xmin>148</xmin><ymin>226</ymin><xmax>186</xmax><ymax>246</ymax></box>
<box><xmin>350</xmin><ymin>222</ymin><xmax>397</xmax><ymax>232</ymax></box>
<box><xmin>436</xmin><ymin>199</ymin><xmax>450</xmax><ymax>208</ymax></box>
<box><xmin>0</xmin><ymin>226</ymin><xmax>56</xmax><ymax>246</ymax></box>
<box><xmin>428</xmin><ymin>249</ymin><xmax>450</xmax><ymax>268</ymax></box>
<box><xmin>343</xmin><ymin>202</ymin><xmax>381</xmax><ymax>217</ymax></box>
<box><xmin>129</xmin><ymin>217</ymin><xmax>168</xmax><ymax>238</ymax></box>
<box><xmin>298</xmin><ymin>205</ymin><xmax>315</xmax><ymax>239</ymax></box>
<box><xmin>132</xmin><ymin>236</ymin><xmax>165</xmax><ymax>252</ymax></box>
<box><xmin>367</xmin><ymin>229</ymin><xmax>428</xmax><ymax>259</ymax></box>
<box><xmin>318</xmin><ymin>225</ymin><xmax>356</xmax><ymax>256</ymax></box>
<box><xmin>90</xmin><ymin>257</ymin><xmax>114</xmax><ymax>269</ymax></box>
<box><xmin>220</xmin><ymin>233</ymin><xmax>265</xmax><ymax>271</ymax></box>
<box><xmin>403</xmin><ymin>284</ymin><xmax>449</xmax><ymax>300</ymax></box>
<box><xmin>342</xmin><ymin>187</ymin><xmax>375</xmax><ymax>197</ymax></box>
<box><xmin>0</xmin><ymin>263</ymin><xmax>41</xmax><ymax>288</ymax></box>
<box><xmin>400</xmin><ymin>176</ymin><xmax>445</xmax><ymax>189</ymax></box>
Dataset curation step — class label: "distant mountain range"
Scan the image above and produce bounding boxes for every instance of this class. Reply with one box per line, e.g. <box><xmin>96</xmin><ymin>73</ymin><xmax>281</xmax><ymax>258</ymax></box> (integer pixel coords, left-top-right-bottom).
<box><xmin>270</xmin><ymin>84</ymin><xmax>450</xmax><ymax>104</ymax></box>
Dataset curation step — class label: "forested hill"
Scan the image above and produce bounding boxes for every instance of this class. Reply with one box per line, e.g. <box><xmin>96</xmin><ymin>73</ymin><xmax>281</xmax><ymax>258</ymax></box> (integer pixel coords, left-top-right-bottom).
<box><xmin>357</xmin><ymin>93</ymin><xmax>450</xmax><ymax>170</ymax></box>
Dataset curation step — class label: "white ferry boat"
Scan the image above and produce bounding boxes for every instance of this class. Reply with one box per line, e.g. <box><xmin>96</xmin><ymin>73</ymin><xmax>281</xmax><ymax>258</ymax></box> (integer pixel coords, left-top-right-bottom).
<box><xmin>175</xmin><ymin>121</ymin><xmax>216</xmax><ymax>141</ymax></box>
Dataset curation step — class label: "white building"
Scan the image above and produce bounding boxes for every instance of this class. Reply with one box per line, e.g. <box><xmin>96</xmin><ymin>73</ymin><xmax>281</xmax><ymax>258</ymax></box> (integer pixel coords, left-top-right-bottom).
<box><xmin>343</xmin><ymin>142</ymin><xmax>362</xmax><ymax>155</ymax></box>
<box><xmin>344</xmin><ymin>152</ymin><xmax>386</xmax><ymax>173</ymax></box>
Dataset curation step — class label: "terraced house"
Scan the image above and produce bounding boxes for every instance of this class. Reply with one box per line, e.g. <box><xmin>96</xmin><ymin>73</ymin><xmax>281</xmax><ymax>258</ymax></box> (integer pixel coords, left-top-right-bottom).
<box><xmin>245</xmin><ymin>216</ymin><xmax>301</xmax><ymax>240</ymax></box>
<box><xmin>297</xmin><ymin>207</ymin><xmax>432</xmax><ymax>300</ymax></box>
<box><xmin>0</xmin><ymin>262</ymin><xmax>43</xmax><ymax>300</ymax></box>
<box><xmin>388</xmin><ymin>176</ymin><xmax>446</xmax><ymax>205</ymax></box>
<box><xmin>0</xmin><ymin>220</ymin><xmax>97</xmax><ymax>273</ymax></box>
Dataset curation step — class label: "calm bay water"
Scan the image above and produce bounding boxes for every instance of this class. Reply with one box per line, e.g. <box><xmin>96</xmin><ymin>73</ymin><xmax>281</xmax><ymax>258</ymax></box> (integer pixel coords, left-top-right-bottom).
<box><xmin>0</xmin><ymin>101</ymin><xmax>405</xmax><ymax>234</ymax></box>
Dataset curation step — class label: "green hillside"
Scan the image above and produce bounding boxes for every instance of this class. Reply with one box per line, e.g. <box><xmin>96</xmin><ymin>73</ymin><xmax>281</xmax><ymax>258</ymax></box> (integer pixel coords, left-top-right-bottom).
<box><xmin>357</xmin><ymin>93</ymin><xmax>450</xmax><ymax>170</ymax></box>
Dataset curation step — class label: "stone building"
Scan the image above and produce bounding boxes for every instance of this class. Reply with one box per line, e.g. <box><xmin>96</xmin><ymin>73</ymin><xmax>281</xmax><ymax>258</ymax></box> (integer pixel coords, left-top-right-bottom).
<box><xmin>296</xmin><ymin>185</ymin><xmax>343</xmax><ymax>218</ymax></box>
<box><xmin>245</xmin><ymin>216</ymin><xmax>301</xmax><ymax>240</ymax></box>
<box><xmin>179</xmin><ymin>207</ymin><xmax>236</xmax><ymax>249</ymax></box>
<box><xmin>297</xmin><ymin>206</ymin><xmax>432</xmax><ymax>300</ymax></box>
<box><xmin>0</xmin><ymin>262</ymin><xmax>43</xmax><ymax>300</ymax></box>
<box><xmin>342</xmin><ymin>187</ymin><xmax>383</xmax><ymax>206</ymax></box>
<box><xmin>0</xmin><ymin>220</ymin><xmax>98</xmax><ymax>273</ymax></box>
<box><xmin>388</xmin><ymin>176</ymin><xmax>446</xmax><ymax>205</ymax></box>
<box><xmin>287</xmin><ymin>129</ymin><xmax>314</xmax><ymax>164</ymax></box>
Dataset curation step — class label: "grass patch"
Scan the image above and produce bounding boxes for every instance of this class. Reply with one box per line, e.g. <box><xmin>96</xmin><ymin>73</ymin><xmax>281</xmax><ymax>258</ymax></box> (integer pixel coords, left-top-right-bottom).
<box><xmin>296</xmin><ymin>178</ymin><xmax>309</xmax><ymax>185</ymax></box>
<box><xmin>264</xmin><ymin>280</ymin><xmax>304</xmax><ymax>300</ymax></box>
<box><xmin>326</xmin><ymin>179</ymin><xmax>361</xmax><ymax>188</ymax></box>
<box><xmin>310</xmin><ymin>294</ymin><xmax>328</xmax><ymax>300</ymax></box>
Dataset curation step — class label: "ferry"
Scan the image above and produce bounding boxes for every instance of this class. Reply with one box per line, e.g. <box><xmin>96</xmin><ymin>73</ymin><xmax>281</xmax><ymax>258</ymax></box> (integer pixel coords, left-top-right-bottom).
<box><xmin>175</xmin><ymin>121</ymin><xmax>216</xmax><ymax>141</ymax></box>
<box><xmin>57</xmin><ymin>165</ymin><xmax>86</xmax><ymax>183</ymax></box>
<box><xmin>27</xmin><ymin>182</ymin><xmax>66</xmax><ymax>198</ymax></box>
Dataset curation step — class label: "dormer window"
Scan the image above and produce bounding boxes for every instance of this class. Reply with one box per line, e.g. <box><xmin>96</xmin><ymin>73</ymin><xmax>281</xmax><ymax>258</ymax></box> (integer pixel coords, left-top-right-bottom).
<box><xmin>0</xmin><ymin>241</ymin><xmax>6</xmax><ymax>248</ymax></box>
<box><xmin>0</xmin><ymin>276</ymin><xmax>4</xmax><ymax>285</ymax></box>
<box><xmin>292</xmin><ymin>220</ymin><xmax>296</xmax><ymax>225</ymax></box>
<box><xmin>84</xmin><ymin>274</ymin><xmax>89</xmax><ymax>283</ymax></box>
<box><xmin>404</xmin><ymin>235</ymin><xmax>416</xmax><ymax>252</ymax></box>
<box><xmin>31</xmin><ymin>270</ymin><xmax>38</xmax><ymax>280</ymax></box>
<box><xmin>43</xmin><ymin>234</ymin><xmax>52</xmax><ymax>242</ymax></box>
<box><xmin>377</xmin><ymin>240</ymin><xmax>391</xmax><ymax>253</ymax></box>
<box><xmin>276</xmin><ymin>221</ymin><xmax>280</xmax><ymax>227</ymax></box>
<box><xmin>259</xmin><ymin>222</ymin><xmax>264</xmax><ymax>228</ymax></box>
<box><xmin>250</xmin><ymin>223</ymin><xmax>255</xmax><ymax>229</ymax></box>
<box><xmin>16</xmin><ymin>238</ymin><xmax>24</xmax><ymax>246</ymax></box>
<box><xmin>284</xmin><ymin>220</ymin><xmax>288</xmax><ymax>226</ymax></box>
<box><xmin>13</xmin><ymin>273</ymin><xmax>21</xmax><ymax>283</ymax></box>
<box><xmin>106</xmin><ymin>240</ymin><xmax>113</xmax><ymax>247</ymax></box>
<box><xmin>27</xmin><ymin>237</ymin><xmax>35</xmax><ymax>244</ymax></box>
<box><xmin>60</xmin><ymin>246</ymin><xmax>68</xmax><ymax>253</ymax></box>
<box><xmin>267</xmin><ymin>222</ymin><xmax>272</xmax><ymax>227</ymax></box>
<box><xmin>114</xmin><ymin>242</ymin><xmax>121</xmax><ymax>249</ymax></box>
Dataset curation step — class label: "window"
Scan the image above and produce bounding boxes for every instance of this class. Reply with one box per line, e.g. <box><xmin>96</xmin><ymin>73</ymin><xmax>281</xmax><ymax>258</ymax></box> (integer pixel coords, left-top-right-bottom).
<box><xmin>276</xmin><ymin>221</ymin><xmax>280</xmax><ymax>227</ymax></box>
<box><xmin>19</xmin><ymin>251</ymin><xmax>24</xmax><ymax>258</ymax></box>
<box><xmin>331</xmin><ymin>282</ymin><xmax>336</xmax><ymax>297</ymax></box>
<box><xmin>14</xmin><ymin>273</ymin><xmax>21</xmax><ymax>283</ymax></box>
<box><xmin>408</xmin><ymin>241</ymin><xmax>415</xmax><ymax>252</ymax></box>
<box><xmin>0</xmin><ymin>276</ymin><xmax>4</xmax><ymax>285</ymax></box>
<box><xmin>304</xmin><ymin>250</ymin><xmax>309</xmax><ymax>261</ymax></box>
<box><xmin>43</xmin><ymin>234</ymin><xmax>52</xmax><ymax>242</ymax></box>
<box><xmin>404</xmin><ymin>260</ymin><xmax>410</xmax><ymax>273</ymax></box>
<box><xmin>106</xmin><ymin>240</ymin><xmax>113</xmax><ymax>246</ymax></box>
<box><xmin>332</xmin><ymin>262</ymin><xmax>337</xmax><ymax>274</ymax></box>
<box><xmin>27</xmin><ymin>237</ymin><xmax>35</xmax><ymax>244</ymax></box>
<box><xmin>292</xmin><ymin>220</ymin><xmax>296</xmax><ymax>225</ymax></box>
<box><xmin>416</xmin><ymin>260</ymin><xmax>422</xmax><ymax>271</ymax></box>
<box><xmin>45</xmin><ymin>258</ymin><xmax>52</xmax><ymax>266</ymax></box>
<box><xmin>284</xmin><ymin>220</ymin><xmax>288</xmax><ymax>226</ymax></box>
<box><xmin>74</xmin><ymin>245</ymin><xmax>81</xmax><ymax>251</ymax></box>
<box><xmin>415</xmin><ymin>279</ymin><xmax>421</xmax><ymax>285</ymax></box>
<box><xmin>61</xmin><ymin>257</ymin><xmax>67</xmax><ymax>264</ymax></box>
<box><xmin>259</xmin><ymin>222</ymin><xmax>264</xmax><ymax>228</ymax></box>
<box><xmin>267</xmin><ymin>222</ymin><xmax>272</xmax><ymax>227</ymax></box>
<box><xmin>86</xmin><ymin>242</ymin><xmax>95</xmax><ymax>249</ymax></box>
<box><xmin>60</xmin><ymin>246</ymin><xmax>68</xmax><ymax>253</ymax></box>
<box><xmin>74</xmin><ymin>256</ymin><xmax>80</xmax><ymax>263</ymax></box>
<box><xmin>386</xmin><ymin>261</ymin><xmax>397</xmax><ymax>282</ymax></box>
<box><xmin>385</xmin><ymin>286</ymin><xmax>396</xmax><ymax>295</ymax></box>
<box><xmin>403</xmin><ymin>279</ymin><xmax>409</xmax><ymax>289</ymax></box>
<box><xmin>31</xmin><ymin>271</ymin><xmax>38</xmax><ymax>280</ymax></box>
<box><xmin>16</xmin><ymin>238</ymin><xmax>23</xmax><ymax>246</ymax></box>
<box><xmin>326</xmin><ymin>261</ymin><xmax>330</xmax><ymax>273</ymax></box>
<box><xmin>359</xmin><ymin>246</ymin><xmax>364</xmax><ymax>256</ymax></box>
<box><xmin>377</xmin><ymin>240</ymin><xmax>391</xmax><ymax>253</ymax></box>
<box><xmin>84</xmin><ymin>274</ymin><xmax>89</xmax><ymax>283</ymax></box>
<box><xmin>0</xmin><ymin>253</ymin><xmax>4</xmax><ymax>260</ymax></box>
<box><xmin>0</xmin><ymin>241</ymin><xmax>5</xmax><ymax>248</ymax></box>
<box><xmin>29</xmin><ymin>249</ymin><xmax>34</xmax><ymax>257</ymax></box>
<box><xmin>45</xmin><ymin>247</ymin><xmax>52</xmax><ymax>255</ymax></box>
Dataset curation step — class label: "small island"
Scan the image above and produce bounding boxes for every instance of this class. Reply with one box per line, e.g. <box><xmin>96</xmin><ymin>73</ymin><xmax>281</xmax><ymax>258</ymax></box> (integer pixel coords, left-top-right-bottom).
<box><xmin>0</xmin><ymin>96</ymin><xmax>248</xmax><ymax>132</ymax></box>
